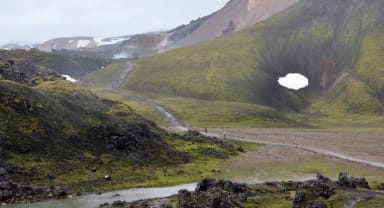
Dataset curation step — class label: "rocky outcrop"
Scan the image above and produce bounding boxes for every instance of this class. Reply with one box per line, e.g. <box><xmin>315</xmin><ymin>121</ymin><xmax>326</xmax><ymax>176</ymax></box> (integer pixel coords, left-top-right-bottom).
<box><xmin>0</xmin><ymin>163</ymin><xmax>67</xmax><ymax>203</ymax></box>
<box><xmin>124</xmin><ymin>174</ymin><xmax>383</xmax><ymax>208</ymax></box>
<box><xmin>0</xmin><ymin>59</ymin><xmax>64</xmax><ymax>86</ymax></box>
<box><xmin>201</xmin><ymin>148</ymin><xmax>226</xmax><ymax>158</ymax></box>
<box><xmin>92</xmin><ymin>122</ymin><xmax>160</xmax><ymax>153</ymax></box>
<box><xmin>0</xmin><ymin>49</ymin><xmax>107</xmax><ymax>78</ymax></box>
<box><xmin>337</xmin><ymin>172</ymin><xmax>370</xmax><ymax>189</ymax></box>
<box><xmin>178</xmin><ymin>130</ymin><xmax>238</xmax><ymax>159</ymax></box>
<box><xmin>195</xmin><ymin>178</ymin><xmax>249</xmax><ymax>198</ymax></box>
<box><xmin>181</xmin><ymin>130</ymin><xmax>235</xmax><ymax>152</ymax></box>
<box><xmin>111</xmin><ymin>200</ymin><xmax>126</xmax><ymax>206</ymax></box>
<box><xmin>177</xmin><ymin>178</ymin><xmax>248</xmax><ymax>208</ymax></box>
<box><xmin>293</xmin><ymin>173</ymin><xmax>373</xmax><ymax>208</ymax></box>
<box><xmin>266</xmin><ymin>181</ymin><xmax>287</xmax><ymax>192</ymax></box>
<box><xmin>292</xmin><ymin>173</ymin><xmax>336</xmax><ymax>208</ymax></box>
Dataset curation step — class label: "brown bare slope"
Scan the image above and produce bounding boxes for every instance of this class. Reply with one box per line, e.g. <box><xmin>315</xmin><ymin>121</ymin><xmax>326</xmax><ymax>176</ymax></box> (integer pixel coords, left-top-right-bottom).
<box><xmin>167</xmin><ymin>0</ymin><xmax>301</xmax><ymax>50</ymax></box>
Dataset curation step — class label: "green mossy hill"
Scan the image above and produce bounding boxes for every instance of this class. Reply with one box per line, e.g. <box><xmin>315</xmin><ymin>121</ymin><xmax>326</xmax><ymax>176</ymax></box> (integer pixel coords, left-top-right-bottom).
<box><xmin>0</xmin><ymin>79</ymin><xmax>177</xmax><ymax>166</ymax></box>
<box><xmin>82</xmin><ymin>62</ymin><xmax>128</xmax><ymax>89</ymax></box>
<box><xmin>0</xmin><ymin>49</ymin><xmax>108</xmax><ymax>78</ymax></box>
<box><xmin>124</xmin><ymin>0</ymin><xmax>384</xmax><ymax>117</ymax></box>
<box><xmin>0</xmin><ymin>64</ymin><xmax>244</xmax><ymax>198</ymax></box>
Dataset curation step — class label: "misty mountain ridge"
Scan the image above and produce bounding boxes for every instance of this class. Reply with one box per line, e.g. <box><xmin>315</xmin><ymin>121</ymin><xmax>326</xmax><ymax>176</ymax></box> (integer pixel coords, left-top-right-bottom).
<box><xmin>1</xmin><ymin>0</ymin><xmax>301</xmax><ymax>59</ymax></box>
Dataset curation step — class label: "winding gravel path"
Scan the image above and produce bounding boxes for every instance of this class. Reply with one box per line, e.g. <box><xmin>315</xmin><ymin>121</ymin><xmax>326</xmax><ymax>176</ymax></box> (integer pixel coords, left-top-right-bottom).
<box><xmin>107</xmin><ymin>62</ymin><xmax>384</xmax><ymax>169</ymax></box>
<box><xmin>106</xmin><ymin>62</ymin><xmax>187</xmax><ymax>131</ymax></box>
<box><xmin>207</xmin><ymin>130</ymin><xmax>384</xmax><ymax>169</ymax></box>
<box><xmin>241</xmin><ymin>138</ymin><xmax>384</xmax><ymax>168</ymax></box>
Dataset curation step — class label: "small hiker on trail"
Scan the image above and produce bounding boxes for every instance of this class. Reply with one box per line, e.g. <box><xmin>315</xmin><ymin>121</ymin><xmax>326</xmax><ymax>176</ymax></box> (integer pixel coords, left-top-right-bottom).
<box><xmin>204</xmin><ymin>128</ymin><xmax>207</xmax><ymax>135</ymax></box>
<box><xmin>223</xmin><ymin>131</ymin><xmax>227</xmax><ymax>138</ymax></box>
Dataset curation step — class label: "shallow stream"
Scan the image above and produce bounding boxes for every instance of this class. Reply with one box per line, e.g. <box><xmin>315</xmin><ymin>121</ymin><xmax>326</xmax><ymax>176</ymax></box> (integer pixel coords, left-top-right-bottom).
<box><xmin>6</xmin><ymin>183</ymin><xmax>196</xmax><ymax>208</ymax></box>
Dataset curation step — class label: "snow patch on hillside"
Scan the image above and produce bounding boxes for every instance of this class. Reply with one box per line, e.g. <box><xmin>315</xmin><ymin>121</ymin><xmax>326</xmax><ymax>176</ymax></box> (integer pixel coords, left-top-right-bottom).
<box><xmin>62</xmin><ymin>75</ymin><xmax>77</xmax><ymax>82</ymax></box>
<box><xmin>77</xmin><ymin>40</ymin><xmax>90</xmax><ymax>48</ymax></box>
<box><xmin>95</xmin><ymin>37</ymin><xmax>131</xmax><ymax>46</ymax></box>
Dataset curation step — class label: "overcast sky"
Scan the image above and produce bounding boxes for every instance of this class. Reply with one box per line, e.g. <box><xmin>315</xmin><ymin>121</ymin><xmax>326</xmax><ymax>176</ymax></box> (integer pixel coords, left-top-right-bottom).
<box><xmin>0</xmin><ymin>0</ymin><xmax>229</xmax><ymax>45</ymax></box>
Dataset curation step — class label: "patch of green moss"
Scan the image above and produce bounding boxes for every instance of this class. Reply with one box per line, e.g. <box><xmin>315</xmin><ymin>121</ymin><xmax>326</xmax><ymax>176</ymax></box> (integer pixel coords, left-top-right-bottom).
<box><xmin>219</xmin><ymin>153</ymin><xmax>384</xmax><ymax>183</ymax></box>
<box><xmin>311</xmin><ymin>24</ymin><xmax>335</xmax><ymax>44</ymax></box>
<box><xmin>312</xmin><ymin>77</ymin><xmax>383</xmax><ymax>117</ymax></box>
<box><xmin>326</xmin><ymin>190</ymin><xmax>348</xmax><ymax>208</ymax></box>
<box><xmin>355</xmin><ymin>27</ymin><xmax>384</xmax><ymax>99</ymax></box>
<box><xmin>6</xmin><ymin>136</ymin><xmax>256</xmax><ymax>193</ymax></box>
<box><xmin>355</xmin><ymin>196</ymin><xmax>384</xmax><ymax>208</ymax></box>
<box><xmin>122</xmin><ymin>29</ymin><xmax>262</xmax><ymax>104</ymax></box>
<box><xmin>242</xmin><ymin>196</ymin><xmax>292</xmax><ymax>208</ymax></box>
<box><xmin>35</xmin><ymin>80</ymin><xmax>93</xmax><ymax>96</ymax></box>
<box><xmin>138</xmin><ymin>93</ymin><xmax>307</xmax><ymax>128</ymax></box>
<box><xmin>82</xmin><ymin>62</ymin><xmax>128</xmax><ymax>89</ymax></box>
<box><xmin>90</xmin><ymin>89</ymin><xmax>166</xmax><ymax>127</ymax></box>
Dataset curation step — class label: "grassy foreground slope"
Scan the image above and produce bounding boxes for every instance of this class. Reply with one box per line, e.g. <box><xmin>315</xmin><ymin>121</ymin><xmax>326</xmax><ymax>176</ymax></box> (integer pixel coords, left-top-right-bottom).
<box><xmin>82</xmin><ymin>63</ymin><xmax>167</xmax><ymax>126</ymax></box>
<box><xmin>0</xmin><ymin>56</ymin><xmax>250</xmax><ymax>195</ymax></box>
<box><xmin>123</xmin><ymin>0</ymin><xmax>384</xmax><ymax>124</ymax></box>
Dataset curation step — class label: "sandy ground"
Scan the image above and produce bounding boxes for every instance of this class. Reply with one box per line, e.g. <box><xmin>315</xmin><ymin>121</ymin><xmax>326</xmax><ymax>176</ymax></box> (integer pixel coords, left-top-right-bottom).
<box><xmin>211</xmin><ymin>129</ymin><xmax>384</xmax><ymax>183</ymax></box>
<box><xmin>207</xmin><ymin>128</ymin><xmax>384</xmax><ymax>168</ymax></box>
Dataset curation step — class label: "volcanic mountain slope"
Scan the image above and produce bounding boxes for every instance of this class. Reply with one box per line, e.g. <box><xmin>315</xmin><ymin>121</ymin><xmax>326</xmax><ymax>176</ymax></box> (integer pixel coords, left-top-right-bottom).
<box><xmin>165</xmin><ymin>0</ymin><xmax>301</xmax><ymax>50</ymax></box>
<box><xmin>1</xmin><ymin>0</ymin><xmax>301</xmax><ymax>60</ymax></box>
<box><xmin>123</xmin><ymin>0</ymin><xmax>384</xmax><ymax>118</ymax></box>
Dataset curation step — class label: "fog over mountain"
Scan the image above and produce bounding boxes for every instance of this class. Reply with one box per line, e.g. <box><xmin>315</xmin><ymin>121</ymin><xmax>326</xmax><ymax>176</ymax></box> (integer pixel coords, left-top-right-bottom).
<box><xmin>0</xmin><ymin>0</ymin><xmax>228</xmax><ymax>45</ymax></box>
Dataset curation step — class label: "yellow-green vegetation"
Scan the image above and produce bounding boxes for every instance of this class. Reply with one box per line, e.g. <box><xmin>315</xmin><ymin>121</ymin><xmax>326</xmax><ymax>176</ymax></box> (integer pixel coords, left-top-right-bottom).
<box><xmin>311</xmin><ymin>24</ymin><xmax>334</xmax><ymax>44</ymax></box>
<box><xmin>35</xmin><ymin>80</ymin><xmax>93</xmax><ymax>95</ymax></box>
<box><xmin>355</xmin><ymin>196</ymin><xmax>384</xmax><ymax>208</ymax></box>
<box><xmin>124</xmin><ymin>30</ymin><xmax>263</xmax><ymax>104</ymax></box>
<box><xmin>355</xmin><ymin>27</ymin><xmax>384</xmax><ymax>98</ymax></box>
<box><xmin>311</xmin><ymin>77</ymin><xmax>383</xmax><ymax>117</ymax></box>
<box><xmin>119</xmin><ymin>0</ymin><xmax>384</xmax><ymax>127</ymax></box>
<box><xmin>219</xmin><ymin>154</ymin><xmax>384</xmax><ymax>184</ymax></box>
<box><xmin>308</xmin><ymin>115</ymin><xmax>384</xmax><ymax>129</ymax></box>
<box><xmin>242</xmin><ymin>196</ymin><xmax>292</xmax><ymax>208</ymax></box>
<box><xmin>138</xmin><ymin>93</ymin><xmax>305</xmax><ymax>128</ymax></box>
<box><xmin>7</xmin><ymin>136</ymin><xmax>254</xmax><ymax>192</ymax></box>
<box><xmin>83</xmin><ymin>62</ymin><xmax>127</xmax><ymax>89</ymax></box>
<box><xmin>0</xmin><ymin>61</ymin><xmax>258</xmax><ymax>193</ymax></box>
<box><xmin>92</xmin><ymin>89</ymin><xmax>166</xmax><ymax>127</ymax></box>
<box><xmin>326</xmin><ymin>190</ymin><xmax>349</xmax><ymax>208</ymax></box>
<box><xmin>82</xmin><ymin>62</ymin><xmax>167</xmax><ymax>126</ymax></box>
